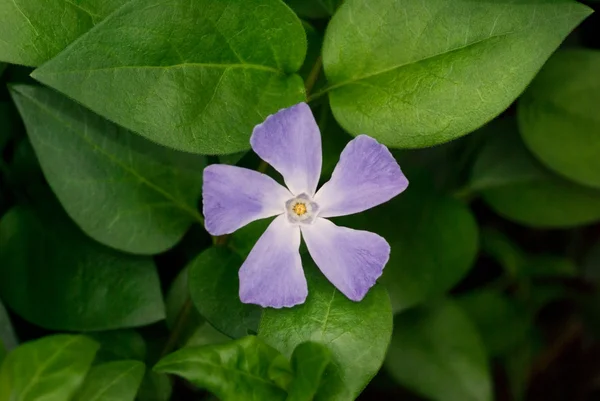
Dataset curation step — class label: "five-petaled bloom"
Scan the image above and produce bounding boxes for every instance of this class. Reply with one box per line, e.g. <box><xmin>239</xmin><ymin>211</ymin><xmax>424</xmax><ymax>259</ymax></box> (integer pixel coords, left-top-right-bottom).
<box><xmin>203</xmin><ymin>103</ymin><xmax>408</xmax><ymax>308</ymax></box>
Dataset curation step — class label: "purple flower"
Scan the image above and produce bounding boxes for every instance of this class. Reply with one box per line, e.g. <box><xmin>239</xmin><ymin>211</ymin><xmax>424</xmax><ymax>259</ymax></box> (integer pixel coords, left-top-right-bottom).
<box><xmin>203</xmin><ymin>103</ymin><xmax>409</xmax><ymax>308</ymax></box>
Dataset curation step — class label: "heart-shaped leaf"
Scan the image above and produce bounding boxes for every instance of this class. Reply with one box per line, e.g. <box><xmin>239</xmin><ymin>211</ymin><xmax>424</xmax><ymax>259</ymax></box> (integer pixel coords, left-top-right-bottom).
<box><xmin>0</xmin><ymin>199</ymin><xmax>165</xmax><ymax>331</ymax></box>
<box><xmin>259</xmin><ymin>262</ymin><xmax>392</xmax><ymax>400</ymax></box>
<box><xmin>321</xmin><ymin>0</ymin><xmax>591</xmax><ymax>148</ymax></box>
<box><xmin>0</xmin><ymin>335</ymin><xmax>99</xmax><ymax>401</ymax></box>
<box><xmin>10</xmin><ymin>84</ymin><xmax>205</xmax><ymax>255</ymax></box>
<box><xmin>73</xmin><ymin>361</ymin><xmax>145</xmax><ymax>401</ymax></box>
<box><xmin>32</xmin><ymin>0</ymin><xmax>307</xmax><ymax>154</ymax></box>
<box><xmin>155</xmin><ymin>336</ymin><xmax>292</xmax><ymax>401</ymax></box>
<box><xmin>519</xmin><ymin>49</ymin><xmax>600</xmax><ymax>188</ymax></box>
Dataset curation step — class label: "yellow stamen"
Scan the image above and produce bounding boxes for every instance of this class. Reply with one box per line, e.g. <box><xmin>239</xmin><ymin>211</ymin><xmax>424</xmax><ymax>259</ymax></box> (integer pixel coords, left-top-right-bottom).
<box><xmin>293</xmin><ymin>203</ymin><xmax>307</xmax><ymax>216</ymax></box>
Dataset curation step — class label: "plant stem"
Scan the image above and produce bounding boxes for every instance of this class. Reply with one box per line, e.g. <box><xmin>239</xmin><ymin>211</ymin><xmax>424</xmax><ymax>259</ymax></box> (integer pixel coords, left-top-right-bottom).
<box><xmin>304</xmin><ymin>55</ymin><xmax>323</xmax><ymax>98</ymax></box>
<box><xmin>160</xmin><ymin>297</ymin><xmax>194</xmax><ymax>358</ymax></box>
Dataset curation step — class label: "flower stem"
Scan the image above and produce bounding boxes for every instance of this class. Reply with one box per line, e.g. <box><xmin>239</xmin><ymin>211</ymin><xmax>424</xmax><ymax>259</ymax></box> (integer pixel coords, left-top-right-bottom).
<box><xmin>305</xmin><ymin>55</ymin><xmax>323</xmax><ymax>98</ymax></box>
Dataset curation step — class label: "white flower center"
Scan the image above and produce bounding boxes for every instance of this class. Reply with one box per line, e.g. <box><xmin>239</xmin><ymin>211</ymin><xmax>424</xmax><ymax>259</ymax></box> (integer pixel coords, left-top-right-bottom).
<box><xmin>285</xmin><ymin>193</ymin><xmax>319</xmax><ymax>225</ymax></box>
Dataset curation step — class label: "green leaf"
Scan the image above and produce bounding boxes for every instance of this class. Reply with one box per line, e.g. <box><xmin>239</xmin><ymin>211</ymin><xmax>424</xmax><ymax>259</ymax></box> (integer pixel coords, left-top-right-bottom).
<box><xmin>321</xmin><ymin>0</ymin><xmax>592</xmax><ymax>148</ymax></box>
<box><xmin>218</xmin><ymin>152</ymin><xmax>248</xmax><ymax>166</ymax></box>
<box><xmin>185</xmin><ymin>322</ymin><xmax>231</xmax><ymax>348</ymax></box>
<box><xmin>32</xmin><ymin>0</ymin><xmax>307</xmax><ymax>154</ymax></box>
<box><xmin>337</xmin><ymin>184</ymin><xmax>478</xmax><ymax>313</ymax></box>
<box><xmin>73</xmin><ymin>360</ymin><xmax>145</xmax><ymax>401</ymax></box>
<box><xmin>0</xmin><ymin>0</ymin><xmax>127</xmax><ymax>66</ymax></box>
<box><xmin>519</xmin><ymin>49</ymin><xmax>600</xmax><ymax>188</ymax></box>
<box><xmin>155</xmin><ymin>336</ymin><xmax>292</xmax><ymax>401</ymax></box>
<box><xmin>188</xmin><ymin>247</ymin><xmax>261</xmax><ymax>338</ymax></box>
<box><xmin>0</xmin><ymin>200</ymin><xmax>165</xmax><ymax>331</ymax></box>
<box><xmin>10</xmin><ymin>84</ymin><xmax>205</xmax><ymax>255</ymax></box>
<box><xmin>259</xmin><ymin>262</ymin><xmax>392</xmax><ymax>400</ymax></box>
<box><xmin>472</xmin><ymin>118</ymin><xmax>600</xmax><ymax>227</ymax></box>
<box><xmin>0</xmin><ymin>335</ymin><xmax>99</xmax><ymax>401</ymax></box>
<box><xmin>89</xmin><ymin>330</ymin><xmax>147</xmax><ymax>363</ymax></box>
<box><xmin>286</xmin><ymin>342</ymin><xmax>331</xmax><ymax>401</ymax></box>
<box><xmin>385</xmin><ymin>300</ymin><xmax>492</xmax><ymax>401</ymax></box>
<box><xmin>456</xmin><ymin>290</ymin><xmax>531</xmax><ymax>357</ymax></box>
<box><xmin>480</xmin><ymin>228</ymin><xmax>525</xmax><ymax>277</ymax></box>
<box><xmin>0</xmin><ymin>301</ymin><xmax>17</xmax><ymax>353</ymax></box>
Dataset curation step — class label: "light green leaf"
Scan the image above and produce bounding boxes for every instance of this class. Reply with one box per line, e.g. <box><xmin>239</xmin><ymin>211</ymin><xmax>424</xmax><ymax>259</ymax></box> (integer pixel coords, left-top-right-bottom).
<box><xmin>286</xmin><ymin>342</ymin><xmax>331</xmax><ymax>401</ymax></box>
<box><xmin>259</xmin><ymin>262</ymin><xmax>392</xmax><ymax>400</ymax></box>
<box><xmin>185</xmin><ymin>322</ymin><xmax>231</xmax><ymax>349</ymax></box>
<box><xmin>0</xmin><ymin>199</ymin><xmax>165</xmax><ymax>331</ymax></box>
<box><xmin>155</xmin><ymin>336</ymin><xmax>292</xmax><ymax>401</ymax></box>
<box><xmin>73</xmin><ymin>361</ymin><xmax>145</xmax><ymax>401</ymax></box>
<box><xmin>519</xmin><ymin>49</ymin><xmax>600</xmax><ymax>188</ymax></box>
<box><xmin>188</xmin><ymin>247</ymin><xmax>261</xmax><ymax>338</ymax></box>
<box><xmin>321</xmin><ymin>0</ymin><xmax>592</xmax><ymax>148</ymax></box>
<box><xmin>10</xmin><ymin>84</ymin><xmax>205</xmax><ymax>255</ymax></box>
<box><xmin>285</xmin><ymin>0</ymin><xmax>343</xmax><ymax>18</ymax></box>
<box><xmin>337</xmin><ymin>184</ymin><xmax>478</xmax><ymax>313</ymax></box>
<box><xmin>32</xmin><ymin>0</ymin><xmax>307</xmax><ymax>154</ymax></box>
<box><xmin>0</xmin><ymin>301</ymin><xmax>17</xmax><ymax>353</ymax></box>
<box><xmin>456</xmin><ymin>290</ymin><xmax>531</xmax><ymax>357</ymax></box>
<box><xmin>472</xmin><ymin>118</ymin><xmax>600</xmax><ymax>227</ymax></box>
<box><xmin>136</xmin><ymin>372</ymin><xmax>172</xmax><ymax>401</ymax></box>
<box><xmin>89</xmin><ymin>330</ymin><xmax>146</xmax><ymax>363</ymax></box>
<box><xmin>0</xmin><ymin>0</ymin><xmax>127</xmax><ymax>66</ymax></box>
<box><xmin>385</xmin><ymin>300</ymin><xmax>492</xmax><ymax>401</ymax></box>
<box><xmin>0</xmin><ymin>335</ymin><xmax>99</xmax><ymax>401</ymax></box>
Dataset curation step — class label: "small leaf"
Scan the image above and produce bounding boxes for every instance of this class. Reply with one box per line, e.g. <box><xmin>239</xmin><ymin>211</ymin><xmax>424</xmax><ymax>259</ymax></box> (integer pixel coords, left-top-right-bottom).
<box><xmin>188</xmin><ymin>247</ymin><xmax>261</xmax><ymax>338</ymax></box>
<box><xmin>155</xmin><ymin>336</ymin><xmax>291</xmax><ymax>401</ymax></box>
<box><xmin>0</xmin><ymin>198</ymin><xmax>165</xmax><ymax>331</ymax></box>
<box><xmin>89</xmin><ymin>330</ymin><xmax>147</xmax><ymax>363</ymax></box>
<box><xmin>472</xmin><ymin>118</ymin><xmax>600</xmax><ymax>227</ymax></box>
<box><xmin>385</xmin><ymin>300</ymin><xmax>492</xmax><ymax>401</ymax></box>
<box><xmin>337</xmin><ymin>184</ymin><xmax>478</xmax><ymax>313</ymax></box>
<box><xmin>10</xmin><ymin>84</ymin><xmax>205</xmax><ymax>255</ymax></box>
<box><xmin>259</xmin><ymin>262</ymin><xmax>392</xmax><ymax>400</ymax></box>
<box><xmin>0</xmin><ymin>335</ymin><xmax>99</xmax><ymax>401</ymax></box>
<box><xmin>136</xmin><ymin>372</ymin><xmax>172</xmax><ymax>401</ymax></box>
<box><xmin>456</xmin><ymin>290</ymin><xmax>531</xmax><ymax>357</ymax></box>
<box><xmin>286</xmin><ymin>342</ymin><xmax>331</xmax><ymax>401</ymax></box>
<box><xmin>32</xmin><ymin>0</ymin><xmax>307</xmax><ymax>154</ymax></box>
<box><xmin>73</xmin><ymin>361</ymin><xmax>145</xmax><ymax>401</ymax></box>
<box><xmin>519</xmin><ymin>49</ymin><xmax>600</xmax><ymax>188</ymax></box>
<box><xmin>0</xmin><ymin>0</ymin><xmax>127</xmax><ymax>66</ymax></box>
<box><xmin>321</xmin><ymin>0</ymin><xmax>591</xmax><ymax>148</ymax></box>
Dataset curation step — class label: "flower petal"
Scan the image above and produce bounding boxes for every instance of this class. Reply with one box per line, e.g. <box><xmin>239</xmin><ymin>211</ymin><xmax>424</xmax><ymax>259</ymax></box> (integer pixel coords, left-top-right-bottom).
<box><xmin>301</xmin><ymin>218</ymin><xmax>390</xmax><ymax>301</ymax></box>
<box><xmin>250</xmin><ymin>103</ymin><xmax>322</xmax><ymax>196</ymax></box>
<box><xmin>203</xmin><ymin>164</ymin><xmax>291</xmax><ymax>236</ymax></box>
<box><xmin>314</xmin><ymin>135</ymin><xmax>408</xmax><ymax>218</ymax></box>
<box><xmin>239</xmin><ymin>215</ymin><xmax>307</xmax><ymax>308</ymax></box>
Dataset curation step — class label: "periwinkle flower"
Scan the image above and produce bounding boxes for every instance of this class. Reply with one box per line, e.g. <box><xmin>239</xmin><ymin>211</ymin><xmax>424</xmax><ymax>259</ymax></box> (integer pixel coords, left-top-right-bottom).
<box><xmin>203</xmin><ymin>103</ymin><xmax>408</xmax><ymax>308</ymax></box>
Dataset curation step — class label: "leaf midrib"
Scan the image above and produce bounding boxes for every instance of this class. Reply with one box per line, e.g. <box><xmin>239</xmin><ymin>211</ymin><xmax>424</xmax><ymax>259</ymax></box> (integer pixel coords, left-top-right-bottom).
<box><xmin>16</xmin><ymin>88</ymin><xmax>204</xmax><ymax>224</ymax></box>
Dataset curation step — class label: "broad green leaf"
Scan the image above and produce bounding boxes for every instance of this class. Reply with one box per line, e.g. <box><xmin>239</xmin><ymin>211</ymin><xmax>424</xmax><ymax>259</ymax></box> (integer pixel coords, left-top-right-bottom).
<box><xmin>337</xmin><ymin>183</ymin><xmax>478</xmax><ymax>313</ymax></box>
<box><xmin>0</xmin><ymin>301</ymin><xmax>17</xmax><ymax>352</ymax></box>
<box><xmin>155</xmin><ymin>336</ymin><xmax>292</xmax><ymax>401</ymax></box>
<box><xmin>89</xmin><ymin>330</ymin><xmax>146</xmax><ymax>363</ymax></box>
<box><xmin>0</xmin><ymin>335</ymin><xmax>99</xmax><ymax>401</ymax></box>
<box><xmin>185</xmin><ymin>322</ymin><xmax>231</xmax><ymax>348</ymax></box>
<box><xmin>10</xmin><ymin>84</ymin><xmax>205</xmax><ymax>255</ymax></box>
<box><xmin>285</xmin><ymin>0</ymin><xmax>343</xmax><ymax>18</ymax></box>
<box><xmin>385</xmin><ymin>300</ymin><xmax>492</xmax><ymax>401</ymax></box>
<box><xmin>229</xmin><ymin>218</ymin><xmax>273</xmax><ymax>258</ymax></box>
<box><xmin>0</xmin><ymin>200</ymin><xmax>165</xmax><ymax>331</ymax></box>
<box><xmin>32</xmin><ymin>0</ymin><xmax>307</xmax><ymax>154</ymax></box>
<box><xmin>260</xmin><ymin>262</ymin><xmax>392</xmax><ymax>400</ymax></box>
<box><xmin>286</xmin><ymin>342</ymin><xmax>331</xmax><ymax>401</ymax></box>
<box><xmin>472</xmin><ymin>119</ymin><xmax>600</xmax><ymax>227</ymax></box>
<box><xmin>456</xmin><ymin>290</ymin><xmax>531</xmax><ymax>357</ymax></box>
<box><xmin>321</xmin><ymin>0</ymin><xmax>592</xmax><ymax>148</ymax></box>
<box><xmin>188</xmin><ymin>247</ymin><xmax>261</xmax><ymax>338</ymax></box>
<box><xmin>73</xmin><ymin>361</ymin><xmax>145</xmax><ymax>401</ymax></box>
<box><xmin>0</xmin><ymin>0</ymin><xmax>127</xmax><ymax>66</ymax></box>
<box><xmin>519</xmin><ymin>49</ymin><xmax>600</xmax><ymax>188</ymax></box>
